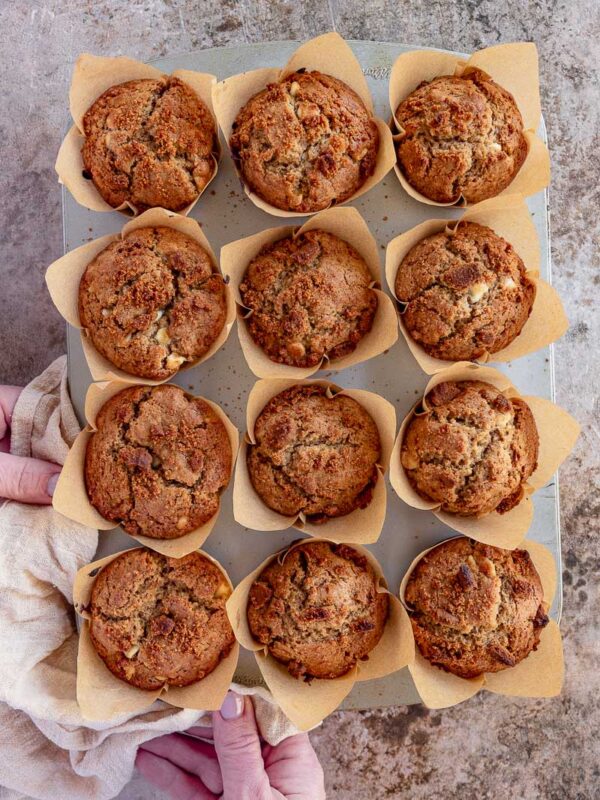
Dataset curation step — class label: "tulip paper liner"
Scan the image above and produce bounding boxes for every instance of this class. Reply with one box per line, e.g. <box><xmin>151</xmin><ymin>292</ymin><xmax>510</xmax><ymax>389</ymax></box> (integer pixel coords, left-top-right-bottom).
<box><xmin>233</xmin><ymin>379</ymin><xmax>396</xmax><ymax>543</ymax></box>
<box><xmin>389</xmin><ymin>362</ymin><xmax>580</xmax><ymax>548</ymax></box>
<box><xmin>221</xmin><ymin>206</ymin><xmax>398</xmax><ymax>379</ymax></box>
<box><xmin>74</xmin><ymin>547</ymin><xmax>239</xmax><ymax>721</ymax></box>
<box><xmin>226</xmin><ymin>538</ymin><xmax>414</xmax><ymax>730</ymax></box>
<box><xmin>398</xmin><ymin>535</ymin><xmax>563</xmax><ymax>709</ymax></box>
<box><xmin>388</xmin><ymin>43</ymin><xmax>550</xmax><ymax>206</ymax></box>
<box><xmin>56</xmin><ymin>54</ymin><xmax>220</xmax><ymax>215</ymax></box>
<box><xmin>384</xmin><ymin>195</ymin><xmax>568</xmax><ymax>373</ymax></box>
<box><xmin>212</xmin><ymin>32</ymin><xmax>397</xmax><ymax>217</ymax></box>
<box><xmin>53</xmin><ymin>380</ymin><xmax>239</xmax><ymax>557</ymax></box>
<box><xmin>45</xmin><ymin>207</ymin><xmax>236</xmax><ymax>385</ymax></box>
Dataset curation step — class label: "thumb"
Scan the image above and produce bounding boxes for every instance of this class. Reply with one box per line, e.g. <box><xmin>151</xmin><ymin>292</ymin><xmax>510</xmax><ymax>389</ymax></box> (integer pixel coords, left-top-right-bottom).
<box><xmin>212</xmin><ymin>692</ymin><xmax>271</xmax><ymax>800</ymax></box>
<box><xmin>0</xmin><ymin>452</ymin><xmax>61</xmax><ymax>505</ymax></box>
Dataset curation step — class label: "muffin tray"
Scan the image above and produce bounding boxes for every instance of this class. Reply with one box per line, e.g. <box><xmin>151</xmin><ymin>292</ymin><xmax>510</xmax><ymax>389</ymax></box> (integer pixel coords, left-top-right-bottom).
<box><xmin>65</xmin><ymin>40</ymin><xmax>559</xmax><ymax>709</ymax></box>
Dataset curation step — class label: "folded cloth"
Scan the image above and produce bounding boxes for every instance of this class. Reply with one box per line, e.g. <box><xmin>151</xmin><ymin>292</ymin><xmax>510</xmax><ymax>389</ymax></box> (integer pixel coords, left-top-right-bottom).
<box><xmin>0</xmin><ymin>357</ymin><xmax>296</xmax><ymax>800</ymax></box>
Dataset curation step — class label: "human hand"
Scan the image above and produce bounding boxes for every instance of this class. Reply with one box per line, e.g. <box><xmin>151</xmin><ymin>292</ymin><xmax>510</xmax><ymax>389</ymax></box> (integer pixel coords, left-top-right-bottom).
<box><xmin>136</xmin><ymin>692</ymin><xmax>326</xmax><ymax>799</ymax></box>
<box><xmin>0</xmin><ymin>385</ymin><xmax>62</xmax><ymax>504</ymax></box>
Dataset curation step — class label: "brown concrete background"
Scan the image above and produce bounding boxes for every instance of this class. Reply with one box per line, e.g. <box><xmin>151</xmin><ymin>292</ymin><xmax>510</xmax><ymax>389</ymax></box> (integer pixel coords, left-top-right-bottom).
<box><xmin>0</xmin><ymin>1</ymin><xmax>598</xmax><ymax>797</ymax></box>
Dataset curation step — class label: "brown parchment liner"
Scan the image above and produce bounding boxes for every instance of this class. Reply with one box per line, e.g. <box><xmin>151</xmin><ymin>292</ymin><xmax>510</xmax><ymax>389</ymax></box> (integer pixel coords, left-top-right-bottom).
<box><xmin>45</xmin><ymin>208</ymin><xmax>236</xmax><ymax>385</ymax></box>
<box><xmin>212</xmin><ymin>32</ymin><xmax>397</xmax><ymax>218</ymax></box>
<box><xmin>233</xmin><ymin>379</ymin><xmax>396</xmax><ymax>543</ymax></box>
<box><xmin>56</xmin><ymin>54</ymin><xmax>220</xmax><ymax>216</ymax></box>
<box><xmin>221</xmin><ymin>206</ymin><xmax>398</xmax><ymax>379</ymax></box>
<box><xmin>227</xmin><ymin>538</ymin><xmax>414</xmax><ymax>730</ymax></box>
<box><xmin>398</xmin><ymin>535</ymin><xmax>563</xmax><ymax>709</ymax></box>
<box><xmin>74</xmin><ymin>547</ymin><xmax>239</xmax><ymax>721</ymax></box>
<box><xmin>53</xmin><ymin>381</ymin><xmax>239</xmax><ymax>557</ymax></box>
<box><xmin>384</xmin><ymin>195</ymin><xmax>568</xmax><ymax>373</ymax></box>
<box><xmin>389</xmin><ymin>43</ymin><xmax>550</xmax><ymax>206</ymax></box>
<box><xmin>389</xmin><ymin>362</ymin><xmax>580</xmax><ymax>548</ymax></box>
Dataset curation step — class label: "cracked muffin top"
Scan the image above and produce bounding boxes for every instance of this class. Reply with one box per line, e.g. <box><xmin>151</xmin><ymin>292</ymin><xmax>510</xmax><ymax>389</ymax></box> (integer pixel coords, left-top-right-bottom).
<box><xmin>405</xmin><ymin>537</ymin><xmax>549</xmax><ymax>678</ymax></box>
<box><xmin>85</xmin><ymin>385</ymin><xmax>232</xmax><ymax>539</ymax></box>
<box><xmin>401</xmin><ymin>380</ymin><xmax>538</xmax><ymax>517</ymax></box>
<box><xmin>230</xmin><ymin>70</ymin><xmax>379</xmax><ymax>212</ymax></box>
<box><xmin>239</xmin><ymin>230</ymin><xmax>377</xmax><ymax>368</ymax></box>
<box><xmin>395</xmin><ymin>69</ymin><xmax>527</xmax><ymax>204</ymax></box>
<box><xmin>81</xmin><ymin>77</ymin><xmax>217</xmax><ymax>211</ymax></box>
<box><xmin>247</xmin><ymin>384</ymin><xmax>381</xmax><ymax>523</ymax></box>
<box><xmin>89</xmin><ymin>549</ymin><xmax>235</xmax><ymax>690</ymax></box>
<box><xmin>247</xmin><ymin>541</ymin><xmax>389</xmax><ymax>680</ymax></box>
<box><xmin>78</xmin><ymin>226</ymin><xmax>227</xmax><ymax>381</ymax></box>
<box><xmin>394</xmin><ymin>221</ymin><xmax>536</xmax><ymax>361</ymax></box>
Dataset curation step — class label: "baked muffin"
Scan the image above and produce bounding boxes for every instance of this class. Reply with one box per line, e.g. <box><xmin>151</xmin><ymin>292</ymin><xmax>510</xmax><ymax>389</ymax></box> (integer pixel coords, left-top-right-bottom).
<box><xmin>247</xmin><ymin>384</ymin><xmax>381</xmax><ymax>522</ymax></box>
<box><xmin>85</xmin><ymin>385</ymin><xmax>232</xmax><ymax>539</ymax></box>
<box><xmin>247</xmin><ymin>541</ymin><xmax>389</xmax><ymax>680</ymax></box>
<box><xmin>239</xmin><ymin>230</ymin><xmax>377</xmax><ymax>368</ymax></box>
<box><xmin>401</xmin><ymin>380</ymin><xmax>538</xmax><ymax>516</ymax></box>
<box><xmin>79</xmin><ymin>226</ymin><xmax>227</xmax><ymax>380</ymax></box>
<box><xmin>404</xmin><ymin>537</ymin><xmax>549</xmax><ymax>678</ymax></box>
<box><xmin>394</xmin><ymin>221</ymin><xmax>535</xmax><ymax>361</ymax></box>
<box><xmin>230</xmin><ymin>70</ymin><xmax>379</xmax><ymax>212</ymax></box>
<box><xmin>89</xmin><ymin>549</ymin><xmax>235</xmax><ymax>690</ymax></box>
<box><xmin>82</xmin><ymin>77</ymin><xmax>217</xmax><ymax>211</ymax></box>
<box><xmin>395</xmin><ymin>69</ymin><xmax>527</xmax><ymax>203</ymax></box>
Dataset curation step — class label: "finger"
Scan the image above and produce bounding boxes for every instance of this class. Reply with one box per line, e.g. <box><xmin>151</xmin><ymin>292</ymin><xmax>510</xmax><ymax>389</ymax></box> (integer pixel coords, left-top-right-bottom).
<box><xmin>0</xmin><ymin>453</ymin><xmax>61</xmax><ymax>505</ymax></box>
<box><xmin>0</xmin><ymin>386</ymin><xmax>22</xmax><ymax>450</ymax></box>
<box><xmin>140</xmin><ymin>734</ymin><xmax>223</xmax><ymax>795</ymax></box>
<box><xmin>212</xmin><ymin>693</ymin><xmax>271</xmax><ymax>799</ymax></box>
<box><xmin>263</xmin><ymin>733</ymin><xmax>326</xmax><ymax>800</ymax></box>
<box><xmin>135</xmin><ymin>750</ymin><xmax>217</xmax><ymax>800</ymax></box>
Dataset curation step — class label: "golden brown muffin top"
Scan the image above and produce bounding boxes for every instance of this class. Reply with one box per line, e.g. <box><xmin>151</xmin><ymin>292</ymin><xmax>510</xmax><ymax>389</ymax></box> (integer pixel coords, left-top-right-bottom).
<box><xmin>394</xmin><ymin>221</ymin><xmax>536</xmax><ymax>361</ymax></box>
<box><xmin>230</xmin><ymin>70</ymin><xmax>379</xmax><ymax>212</ymax></box>
<box><xmin>405</xmin><ymin>537</ymin><xmax>549</xmax><ymax>678</ymax></box>
<box><xmin>247</xmin><ymin>384</ymin><xmax>381</xmax><ymax>523</ymax></box>
<box><xmin>89</xmin><ymin>549</ymin><xmax>235</xmax><ymax>690</ymax></box>
<box><xmin>395</xmin><ymin>69</ymin><xmax>527</xmax><ymax>203</ymax></box>
<box><xmin>247</xmin><ymin>541</ymin><xmax>389</xmax><ymax>680</ymax></box>
<box><xmin>79</xmin><ymin>226</ymin><xmax>227</xmax><ymax>380</ymax></box>
<box><xmin>239</xmin><ymin>230</ymin><xmax>377</xmax><ymax>368</ymax></box>
<box><xmin>82</xmin><ymin>77</ymin><xmax>217</xmax><ymax>211</ymax></box>
<box><xmin>84</xmin><ymin>385</ymin><xmax>232</xmax><ymax>539</ymax></box>
<box><xmin>401</xmin><ymin>380</ymin><xmax>539</xmax><ymax>516</ymax></box>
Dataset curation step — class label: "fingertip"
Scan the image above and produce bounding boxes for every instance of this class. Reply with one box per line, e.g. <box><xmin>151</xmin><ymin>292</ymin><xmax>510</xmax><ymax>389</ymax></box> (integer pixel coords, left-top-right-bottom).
<box><xmin>218</xmin><ymin>691</ymin><xmax>245</xmax><ymax>720</ymax></box>
<box><xmin>46</xmin><ymin>472</ymin><xmax>60</xmax><ymax>497</ymax></box>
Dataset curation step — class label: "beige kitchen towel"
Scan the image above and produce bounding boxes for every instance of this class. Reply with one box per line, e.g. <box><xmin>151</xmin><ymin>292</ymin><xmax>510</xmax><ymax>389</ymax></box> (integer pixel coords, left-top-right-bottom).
<box><xmin>0</xmin><ymin>356</ymin><xmax>297</xmax><ymax>800</ymax></box>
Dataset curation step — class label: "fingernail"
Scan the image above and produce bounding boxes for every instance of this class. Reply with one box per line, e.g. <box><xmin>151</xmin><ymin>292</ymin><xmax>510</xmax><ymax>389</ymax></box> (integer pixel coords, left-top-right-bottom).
<box><xmin>47</xmin><ymin>473</ymin><xmax>59</xmax><ymax>497</ymax></box>
<box><xmin>220</xmin><ymin>691</ymin><xmax>244</xmax><ymax>720</ymax></box>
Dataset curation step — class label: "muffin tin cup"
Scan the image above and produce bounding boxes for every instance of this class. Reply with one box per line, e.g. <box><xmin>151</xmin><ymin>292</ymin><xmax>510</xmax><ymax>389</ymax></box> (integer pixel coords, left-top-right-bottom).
<box><xmin>45</xmin><ymin>208</ymin><xmax>236</xmax><ymax>385</ymax></box>
<box><xmin>384</xmin><ymin>195</ymin><xmax>568</xmax><ymax>373</ymax></box>
<box><xmin>73</xmin><ymin>547</ymin><xmax>239</xmax><ymax>721</ymax></box>
<box><xmin>389</xmin><ymin>362</ymin><xmax>580</xmax><ymax>548</ymax></box>
<box><xmin>212</xmin><ymin>32</ymin><xmax>397</xmax><ymax>218</ymax></box>
<box><xmin>388</xmin><ymin>43</ymin><xmax>551</xmax><ymax>206</ymax></box>
<box><xmin>221</xmin><ymin>206</ymin><xmax>398</xmax><ymax>379</ymax></box>
<box><xmin>227</xmin><ymin>538</ymin><xmax>414</xmax><ymax>730</ymax></box>
<box><xmin>233</xmin><ymin>378</ymin><xmax>396</xmax><ymax>544</ymax></box>
<box><xmin>398</xmin><ymin>535</ymin><xmax>563</xmax><ymax>709</ymax></box>
<box><xmin>53</xmin><ymin>380</ymin><xmax>239</xmax><ymax>557</ymax></box>
<box><xmin>56</xmin><ymin>54</ymin><xmax>220</xmax><ymax>216</ymax></box>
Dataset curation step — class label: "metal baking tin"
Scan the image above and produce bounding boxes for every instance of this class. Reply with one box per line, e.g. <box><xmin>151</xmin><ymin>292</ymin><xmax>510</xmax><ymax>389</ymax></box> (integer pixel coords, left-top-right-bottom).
<box><xmin>65</xmin><ymin>41</ymin><xmax>559</xmax><ymax>709</ymax></box>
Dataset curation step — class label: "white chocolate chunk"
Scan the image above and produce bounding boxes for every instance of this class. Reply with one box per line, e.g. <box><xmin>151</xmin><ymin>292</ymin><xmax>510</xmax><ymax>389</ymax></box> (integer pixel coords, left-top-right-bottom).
<box><xmin>468</xmin><ymin>282</ymin><xmax>490</xmax><ymax>303</ymax></box>
<box><xmin>124</xmin><ymin>645</ymin><xmax>139</xmax><ymax>659</ymax></box>
<box><xmin>155</xmin><ymin>327</ymin><xmax>171</xmax><ymax>345</ymax></box>
<box><xmin>166</xmin><ymin>353</ymin><xmax>185</xmax><ymax>371</ymax></box>
<box><xmin>502</xmin><ymin>277</ymin><xmax>517</xmax><ymax>289</ymax></box>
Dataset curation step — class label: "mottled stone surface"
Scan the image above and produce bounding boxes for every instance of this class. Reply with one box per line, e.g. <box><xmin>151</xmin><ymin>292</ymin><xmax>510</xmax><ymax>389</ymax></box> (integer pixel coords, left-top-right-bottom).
<box><xmin>1</xmin><ymin>1</ymin><xmax>598</xmax><ymax>798</ymax></box>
